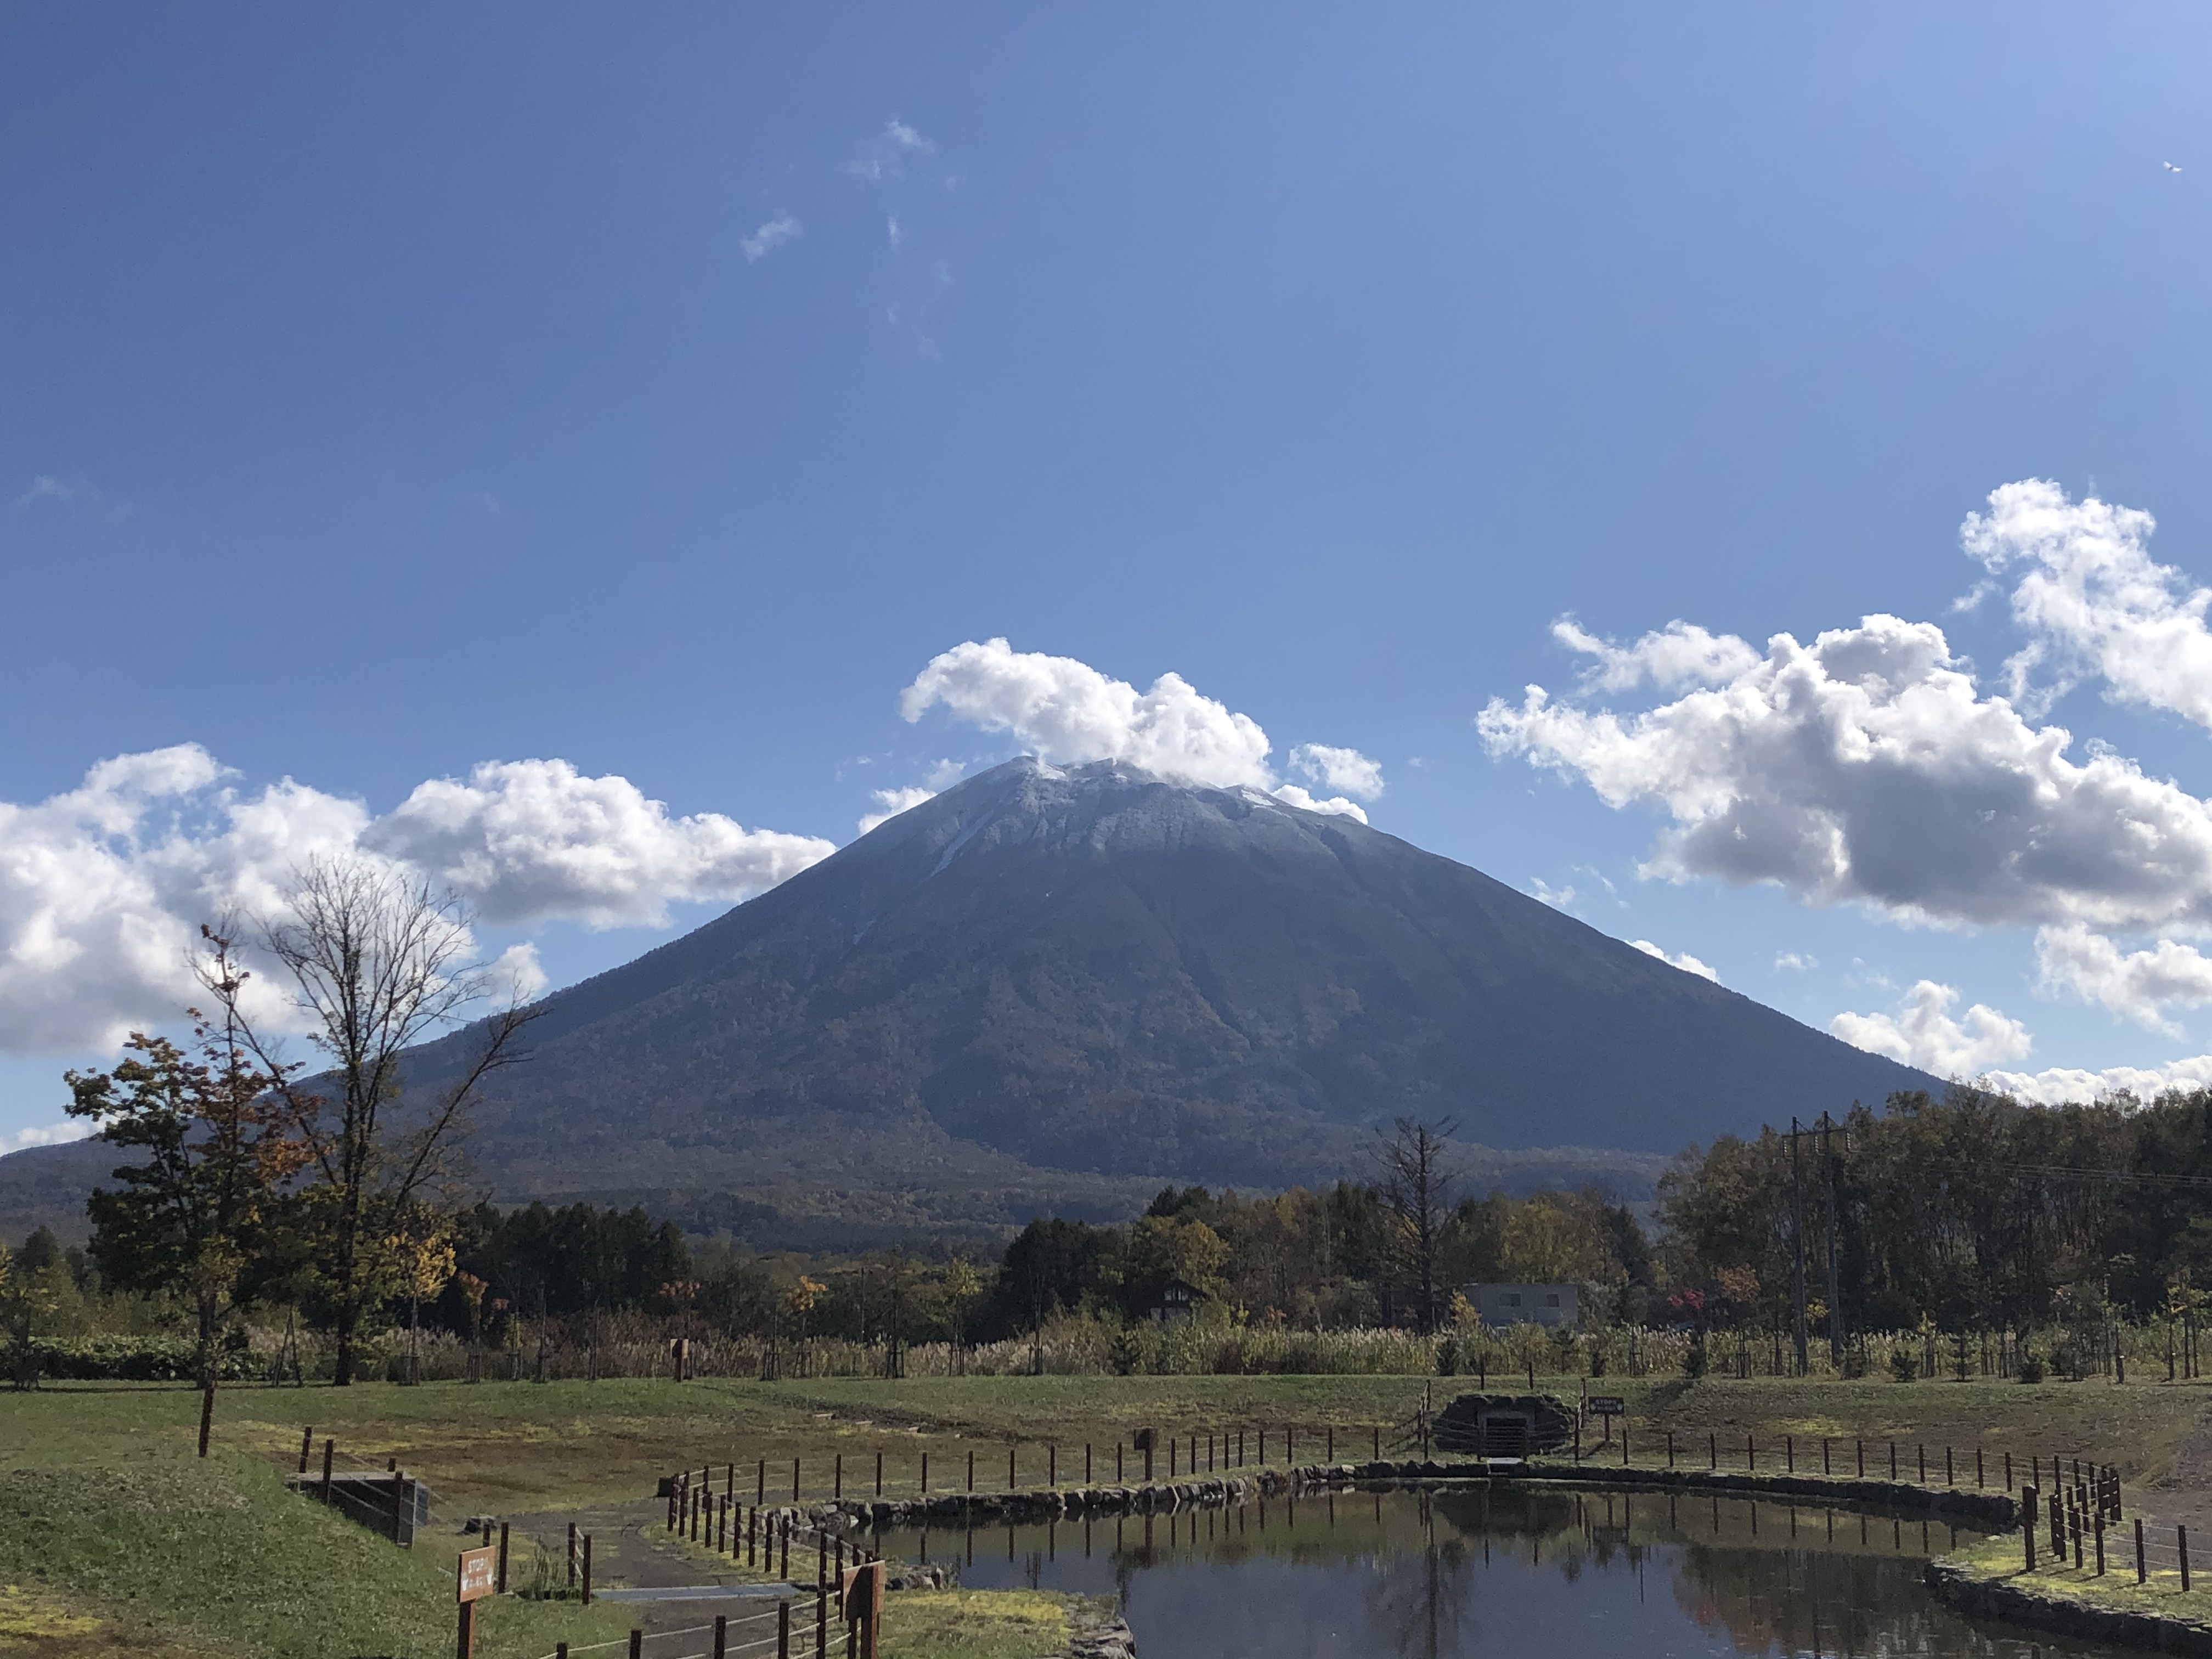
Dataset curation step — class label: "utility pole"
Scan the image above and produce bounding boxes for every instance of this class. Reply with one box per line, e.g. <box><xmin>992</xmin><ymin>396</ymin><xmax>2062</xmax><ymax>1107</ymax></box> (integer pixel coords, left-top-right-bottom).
<box><xmin>1788</xmin><ymin>1118</ymin><xmax>1809</xmax><ymax>1376</ymax></box>
<box><xmin>1820</xmin><ymin>1111</ymin><xmax>1844</xmax><ymax>1366</ymax></box>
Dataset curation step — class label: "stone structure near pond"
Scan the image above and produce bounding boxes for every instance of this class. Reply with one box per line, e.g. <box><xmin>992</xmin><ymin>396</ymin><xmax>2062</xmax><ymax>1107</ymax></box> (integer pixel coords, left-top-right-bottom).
<box><xmin>1430</xmin><ymin>1392</ymin><xmax>1576</xmax><ymax>1459</ymax></box>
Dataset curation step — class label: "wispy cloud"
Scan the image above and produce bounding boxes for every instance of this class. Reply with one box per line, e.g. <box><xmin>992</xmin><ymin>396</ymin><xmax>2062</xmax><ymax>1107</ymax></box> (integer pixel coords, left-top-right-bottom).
<box><xmin>742</xmin><ymin>211</ymin><xmax>803</xmax><ymax>263</ymax></box>
<box><xmin>850</xmin><ymin>119</ymin><xmax>936</xmax><ymax>183</ymax></box>
<box><xmin>13</xmin><ymin>475</ymin><xmax>126</xmax><ymax>518</ymax></box>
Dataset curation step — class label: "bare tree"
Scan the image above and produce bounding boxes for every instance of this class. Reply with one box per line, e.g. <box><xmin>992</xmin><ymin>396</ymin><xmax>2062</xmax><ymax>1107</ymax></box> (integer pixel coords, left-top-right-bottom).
<box><xmin>206</xmin><ymin>857</ymin><xmax>535</xmax><ymax>1386</ymax></box>
<box><xmin>1375</xmin><ymin>1116</ymin><xmax>1461</xmax><ymax>1335</ymax></box>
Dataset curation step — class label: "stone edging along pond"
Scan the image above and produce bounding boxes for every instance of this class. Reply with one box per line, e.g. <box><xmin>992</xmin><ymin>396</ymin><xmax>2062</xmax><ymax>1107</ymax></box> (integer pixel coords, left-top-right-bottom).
<box><xmin>773</xmin><ymin>1456</ymin><xmax>2020</xmax><ymax>1533</ymax></box>
<box><xmin>1923</xmin><ymin>1555</ymin><xmax>2212</xmax><ymax>1656</ymax></box>
<box><xmin>761</xmin><ymin>1458</ymin><xmax>2208</xmax><ymax>1658</ymax></box>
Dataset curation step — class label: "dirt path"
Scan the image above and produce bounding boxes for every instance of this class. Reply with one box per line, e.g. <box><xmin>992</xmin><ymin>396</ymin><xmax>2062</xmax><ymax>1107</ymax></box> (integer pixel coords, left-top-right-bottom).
<box><xmin>501</xmin><ymin>1499</ymin><xmax>817</xmax><ymax>1635</ymax></box>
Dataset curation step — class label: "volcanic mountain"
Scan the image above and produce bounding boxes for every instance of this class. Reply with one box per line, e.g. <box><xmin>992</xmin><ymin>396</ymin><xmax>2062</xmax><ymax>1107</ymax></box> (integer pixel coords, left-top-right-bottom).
<box><xmin>3</xmin><ymin>757</ymin><xmax>1933</xmax><ymax>1245</ymax></box>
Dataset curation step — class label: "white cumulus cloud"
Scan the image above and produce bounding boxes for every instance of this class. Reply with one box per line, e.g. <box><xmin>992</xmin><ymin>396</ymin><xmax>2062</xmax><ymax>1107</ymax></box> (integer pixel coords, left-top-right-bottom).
<box><xmin>901</xmin><ymin>639</ymin><xmax>1276</xmax><ymax>788</ymax></box>
<box><xmin>1829</xmin><ymin>981</ymin><xmax>2033</xmax><ymax>1077</ymax></box>
<box><xmin>3</xmin><ymin>1119</ymin><xmax>93</xmax><ymax>1152</ymax></box>
<box><xmin>0</xmin><ymin>747</ymin><xmax>832</xmax><ymax>1057</ymax></box>
<box><xmin>741</xmin><ymin>211</ymin><xmax>803</xmax><ymax>262</ymax></box>
<box><xmin>1481</xmin><ymin>611</ymin><xmax>2212</xmax><ymax>933</ymax></box>
<box><xmin>1962</xmin><ymin>478</ymin><xmax>2212</xmax><ymax>726</ymax></box>
<box><xmin>858</xmin><ymin>786</ymin><xmax>939</xmax><ymax>836</ymax></box>
<box><xmin>900</xmin><ymin>640</ymin><xmax>1384</xmax><ymax>826</ymax></box>
<box><xmin>2032</xmin><ymin>924</ymin><xmax>2212</xmax><ymax>1036</ymax></box>
<box><xmin>1984</xmin><ymin>1052</ymin><xmax>2212</xmax><ymax>1105</ymax></box>
<box><xmin>1289</xmin><ymin>743</ymin><xmax>1385</xmax><ymax>800</ymax></box>
<box><xmin>1266</xmin><ymin>785</ymin><xmax>1368</xmax><ymax>823</ymax></box>
<box><xmin>363</xmin><ymin>758</ymin><xmax>834</xmax><ymax>929</ymax></box>
<box><xmin>1629</xmin><ymin>939</ymin><xmax>1720</xmax><ymax>981</ymax></box>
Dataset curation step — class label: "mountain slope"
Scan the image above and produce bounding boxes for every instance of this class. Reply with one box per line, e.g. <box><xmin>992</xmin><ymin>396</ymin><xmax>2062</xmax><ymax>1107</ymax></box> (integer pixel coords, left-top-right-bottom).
<box><xmin>410</xmin><ymin>758</ymin><xmax>1929</xmax><ymax>1192</ymax></box>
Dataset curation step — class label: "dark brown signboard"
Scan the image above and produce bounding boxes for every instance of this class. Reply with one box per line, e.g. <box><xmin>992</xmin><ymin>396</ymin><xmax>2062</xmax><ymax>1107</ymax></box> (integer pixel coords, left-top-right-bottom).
<box><xmin>840</xmin><ymin>1560</ymin><xmax>885</xmax><ymax>1624</ymax></box>
<box><xmin>458</xmin><ymin>1546</ymin><xmax>498</xmax><ymax>1604</ymax></box>
<box><xmin>1587</xmin><ymin>1396</ymin><xmax>1626</xmax><ymax>1416</ymax></box>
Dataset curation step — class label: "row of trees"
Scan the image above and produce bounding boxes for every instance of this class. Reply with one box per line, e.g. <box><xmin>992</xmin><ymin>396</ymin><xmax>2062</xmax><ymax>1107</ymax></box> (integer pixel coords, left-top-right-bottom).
<box><xmin>1657</xmin><ymin>1085</ymin><xmax>2212</xmax><ymax>1350</ymax></box>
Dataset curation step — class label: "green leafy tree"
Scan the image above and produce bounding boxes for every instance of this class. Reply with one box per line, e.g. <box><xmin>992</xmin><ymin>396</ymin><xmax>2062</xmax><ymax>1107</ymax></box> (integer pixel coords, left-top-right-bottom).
<box><xmin>942</xmin><ymin>1256</ymin><xmax>981</xmax><ymax>1374</ymax></box>
<box><xmin>66</xmin><ymin>967</ymin><xmax>309</xmax><ymax>1443</ymax></box>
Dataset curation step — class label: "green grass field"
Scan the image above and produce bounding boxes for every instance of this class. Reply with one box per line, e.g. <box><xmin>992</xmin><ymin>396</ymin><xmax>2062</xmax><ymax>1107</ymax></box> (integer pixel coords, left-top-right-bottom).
<box><xmin>5</xmin><ymin>1369</ymin><xmax>2209</xmax><ymax>1658</ymax></box>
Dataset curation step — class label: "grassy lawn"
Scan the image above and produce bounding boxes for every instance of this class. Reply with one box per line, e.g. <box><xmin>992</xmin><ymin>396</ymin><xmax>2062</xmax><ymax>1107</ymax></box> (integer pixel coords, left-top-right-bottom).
<box><xmin>6</xmin><ymin>1370</ymin><xmax>2209</xmax><ymax>1658</ymax></box>
<box><xmin>879</xmin><ymin>1592</ymin><xmax>1111</xmax><ymax>1659</ymax></box>
<box><xmin>1944</xmin><ymin>1530</ymin><xmax>2212</xmax><ymax>1632</ymax></box>
<box><xmin>134</xmin><ymin>1368</ymin><xmax>2212</xmax><ymax>1506</ymax></box>
<box><xmin>0</xmin><ymin>1409</ymin><xmax>633</xmax><ymax>1659</ymax></box>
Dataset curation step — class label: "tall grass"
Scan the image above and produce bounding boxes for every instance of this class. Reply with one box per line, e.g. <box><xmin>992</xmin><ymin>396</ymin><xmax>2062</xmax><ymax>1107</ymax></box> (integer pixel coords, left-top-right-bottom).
<box><xmin>207</xmin><ymin>1307</ymin><xmax>2165</xmax><ymax>1386</ymax></box>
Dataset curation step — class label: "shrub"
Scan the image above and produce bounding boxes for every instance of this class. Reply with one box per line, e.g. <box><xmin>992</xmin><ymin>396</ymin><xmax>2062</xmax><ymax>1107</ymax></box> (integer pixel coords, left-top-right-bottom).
<box><xmin>1889</xmin><ymin>1347</ymin><xmax>1918</xmax><ymax>1383</ymax></box>
<box><xmin>2017</xmin><ymin>1347</ymin><xmax>2045</xmax><ymax>1384</ymax></box>
<box><xmin>1683</xmin><ymin>1333</ymin><xmax>1708</xmax><ymax>1378</ymax></box>
<box><xmin>19</xmin><ymin>1334</ymin><xmax>258</xmax><ymax>1383</ymax></box>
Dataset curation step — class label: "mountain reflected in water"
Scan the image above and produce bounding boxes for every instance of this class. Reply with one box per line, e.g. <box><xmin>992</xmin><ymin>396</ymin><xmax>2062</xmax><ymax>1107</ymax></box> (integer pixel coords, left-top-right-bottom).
<box><xmin>872</xmin><ymin>1484</ymin><xmax>2118</xmax><ymax>1657</ymax></box>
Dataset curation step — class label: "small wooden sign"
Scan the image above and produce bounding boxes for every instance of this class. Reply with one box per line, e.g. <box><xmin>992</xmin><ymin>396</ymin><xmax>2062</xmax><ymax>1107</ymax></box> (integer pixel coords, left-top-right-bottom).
<box><xmin>1587</xmin><ymin>1396</ymin><xmax>1626</xmax><ymax>1417</ymax></box>
<box><xmin>841</xmin><ymin>1561</ymin><xmax>885</xmax><ymax>1659</ymax></box>
<box><xmin>458</xmin><ymin>1546</ymin><xmax>498</xmax><ymax>1604</ymax></box>
<box><xmin>840</xmin><ymin>1560</ymin><xmax>885</xmax><ymax>1624</ymax></box>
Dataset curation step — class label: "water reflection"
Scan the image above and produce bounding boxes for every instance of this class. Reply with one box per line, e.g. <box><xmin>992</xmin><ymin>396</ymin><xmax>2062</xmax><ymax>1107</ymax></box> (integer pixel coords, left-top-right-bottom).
<box><xmin>873</xmin><ymin>1485</ymin><xmax>2120</xmax><ymax>1657</ymax></box>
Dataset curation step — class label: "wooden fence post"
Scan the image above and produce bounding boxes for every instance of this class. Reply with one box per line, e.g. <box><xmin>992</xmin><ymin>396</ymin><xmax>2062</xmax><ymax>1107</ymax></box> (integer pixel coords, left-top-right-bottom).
<box><xmin>298</xmin><ymin>1426</ymin><xmax>314</xmax><ymax>1473</ymax></box>
<box><xmin>793</xmin><ymin>1458</ymin><xmax>800</xmax><ymax>1503</ymax></box>
<box><xmin>876</xmin><ymin>1452</ymin><xmax>883</xmax><ymax>1497</ymax></box>
<box><xmin>321</xmin><ymin>1440</ymin><xmax>334</xmax><ymax>1502</ymax></box>
<box><xmin>497</xmin><ymin>1522</ymin><xmax>509</xmax><ymax>1593</ymax></box>
<box><xmin>2024</xmin><ymin>1486</ymin><xmax>2037</xmax><ymax>1571</ymax></box>
<box><xmin>2181</xmin><ymin>1525</ymin><xmax>2191</xmax><ymax>1592</ymax></box>
<box><xmin>2137</xmin><ymin>1519</ymin><xmax>2147</xmax><ymax>1584</ymax></box>
<box><xmin>569</xmin><ymin>1521</ymin><xmax>578</xmax><ymax>1588</ymax></box>
<box><xmin>629</xmin><ymin>1629</ymin><xmax>641</xmax><ymax>1659</ymax></box>
<box><xmin>714</xmin><ymin>1614</ymin><xmax>728</xmax><ymax>1659</ymax></box>
<box><xmin>779</xmin><ymin>1599</ymin><xmax>792</xmax><ymax>1659</ymax></box>
<box><xmin>583</xmin><ymin>1533</ymin><xmax>594</xmax><ymax>1604</ymax></box>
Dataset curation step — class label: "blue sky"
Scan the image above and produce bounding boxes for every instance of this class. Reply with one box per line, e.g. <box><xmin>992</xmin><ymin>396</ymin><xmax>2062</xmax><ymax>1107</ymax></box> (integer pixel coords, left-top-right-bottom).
<box><xmin>7</xmin><ymin>4</ymin><xmax>2212</xmax><ymax>1147</ymax></box>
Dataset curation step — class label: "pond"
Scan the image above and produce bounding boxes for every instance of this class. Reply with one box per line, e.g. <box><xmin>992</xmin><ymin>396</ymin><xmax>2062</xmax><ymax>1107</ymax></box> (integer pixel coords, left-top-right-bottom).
<box><xmin>872</xmin><ymin>1483</ymin><xmax>2124</xmax><ymax>1657</ymax></box>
